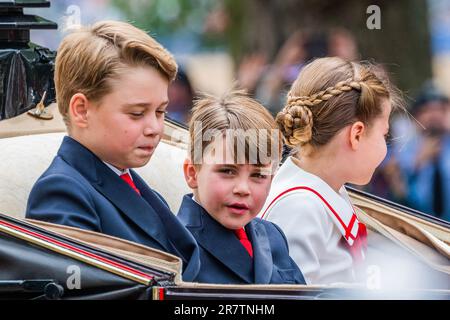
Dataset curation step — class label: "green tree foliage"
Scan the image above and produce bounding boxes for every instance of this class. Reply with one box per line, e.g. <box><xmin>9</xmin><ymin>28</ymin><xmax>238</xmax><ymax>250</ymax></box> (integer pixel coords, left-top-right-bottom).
<box><xmin>111</xmin><ymin>0</ymin><xmax>214</xmax><ymax>36</ymax></box>
<box><xmin>113</xmin><ymin>0</ymin><xmax>431</xmax><ymax>95</ymax></box>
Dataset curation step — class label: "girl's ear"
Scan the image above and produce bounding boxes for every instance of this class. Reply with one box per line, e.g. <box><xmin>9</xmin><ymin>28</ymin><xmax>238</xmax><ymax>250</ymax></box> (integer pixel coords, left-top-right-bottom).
<box><xmin>183</xmin><ymin>158</ymin><xmax>199</xmax><ymax>189</ymax></box>
<box><xmin>69</xmin><ymin>93</ymin><xmax>90</xmax><ymax>128</ymax></box>
<box><xmin>349</xmin><ymin>121</ymin><xmax>366</xmax><ymax>150</ymax></box>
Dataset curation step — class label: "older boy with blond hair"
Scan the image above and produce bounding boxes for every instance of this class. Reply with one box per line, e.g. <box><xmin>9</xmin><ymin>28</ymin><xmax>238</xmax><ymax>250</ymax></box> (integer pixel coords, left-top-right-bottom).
<box><xmin>26</xmin><ymin>20</ymin><xmax>200</xmax><ymax>281</ymax></box>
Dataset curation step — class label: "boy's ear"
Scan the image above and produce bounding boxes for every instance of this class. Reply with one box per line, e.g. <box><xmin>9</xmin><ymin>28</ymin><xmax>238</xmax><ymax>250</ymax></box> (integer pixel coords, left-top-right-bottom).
<box><xmin>69</xmin><ymin>93</ymin><xmax>90</xmax><ymax>128</ymax></box>
<box><xmin>349</xmin><ymin>121</ymin><xmax>366</xmax><ymax>150</ymax></box>
<box><xmin>183</xmin><ymin>158</ymin><xmax>198</xmax><ymax>189</ymax></box>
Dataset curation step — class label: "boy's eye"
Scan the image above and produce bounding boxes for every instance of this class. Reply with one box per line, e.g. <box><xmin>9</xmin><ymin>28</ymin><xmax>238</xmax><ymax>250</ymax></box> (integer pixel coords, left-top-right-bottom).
<box><xmin>384</xmin><ymin>133</ymin><xmax>391</xmax><ymax>143</ymax></box>
<box><xmin>251</xmin><ymin>171</ymin><xmax>270</xmax><ymax>180</ymax></box>
<box><xmin>156</xmin><ymin>110</ymin><xmax>168</xmax><ymax>116</ymax></box>
<box><xmin>218</xmin><ymin>168</ymin><xmax>235</xmax><ymax>175</ymax></box>
<box><xmin>129</xmin><ymin>112</ymin><xmax>144</xmax><ymax>117</ymax></box>
<box><xmin>254</xmin><ymin>173</ymin><xmax>267</xmax><ymax>179</ymax></box>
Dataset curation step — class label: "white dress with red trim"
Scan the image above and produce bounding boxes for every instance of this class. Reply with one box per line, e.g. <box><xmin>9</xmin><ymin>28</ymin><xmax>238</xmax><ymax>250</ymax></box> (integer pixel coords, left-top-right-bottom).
<box><xmin>259</xmin><ymin>157</ymin><xmax>367</xmax><ymax>285</ymax></box>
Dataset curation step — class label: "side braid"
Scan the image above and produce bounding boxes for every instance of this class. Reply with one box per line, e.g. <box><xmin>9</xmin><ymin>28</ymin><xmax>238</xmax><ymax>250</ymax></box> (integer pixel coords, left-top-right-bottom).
<box><xmin>287</xmin><ymin>79</ymin><xmax>362</xmax><ymax>107</ymax></box>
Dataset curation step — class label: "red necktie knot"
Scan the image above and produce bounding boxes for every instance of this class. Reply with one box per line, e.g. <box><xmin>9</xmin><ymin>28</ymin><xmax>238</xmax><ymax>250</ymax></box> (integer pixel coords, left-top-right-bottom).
<box><xmin>234</xmin><ymin>228</ymin><xmax>253</xmax><ymax>258</ymax></box>
<box><xmin>120</xmin><ymin>173</ymin><xmax>141</xmax><ymax>195</ymax></box>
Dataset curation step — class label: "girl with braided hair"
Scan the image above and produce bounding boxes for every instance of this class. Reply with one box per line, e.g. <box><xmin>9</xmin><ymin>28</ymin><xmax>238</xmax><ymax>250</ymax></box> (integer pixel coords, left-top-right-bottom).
<box><xmin>259</xmin><ymin>57</ymin><xmax>402</xmax><ymax>284</ymax></box>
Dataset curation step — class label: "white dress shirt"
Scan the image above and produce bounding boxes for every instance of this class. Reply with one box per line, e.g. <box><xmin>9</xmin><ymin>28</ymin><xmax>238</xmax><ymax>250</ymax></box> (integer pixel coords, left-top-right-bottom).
<box><xmin>103</xmin><ymin>162</ymin><xmax>132</xmax><ymax>178</ymax></box>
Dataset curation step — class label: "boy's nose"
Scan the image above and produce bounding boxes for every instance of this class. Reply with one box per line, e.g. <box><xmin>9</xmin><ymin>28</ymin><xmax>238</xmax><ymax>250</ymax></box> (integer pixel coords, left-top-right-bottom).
<box><xmin>143</xmin><ymin>114</ymin><xmax>163</xmax><ymax>136</ymax></box>
<box><xmin>232</xmin><ymin>179</ymin><xmax>251</xmax><ymax>196</ymax></box>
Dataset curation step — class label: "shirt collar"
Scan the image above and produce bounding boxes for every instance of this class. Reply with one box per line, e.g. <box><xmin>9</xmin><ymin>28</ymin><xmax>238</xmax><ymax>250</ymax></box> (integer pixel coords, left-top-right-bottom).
<box><xmin>103</xmin><ymin>161</ymin><xmax>131</xmax><ymax>178</ymax></box>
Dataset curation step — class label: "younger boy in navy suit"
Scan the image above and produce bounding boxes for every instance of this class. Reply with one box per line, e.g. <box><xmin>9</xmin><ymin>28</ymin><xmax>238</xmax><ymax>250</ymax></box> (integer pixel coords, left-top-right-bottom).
<box><xmin>26</xmin><ymin>21</ymin><xmax>199</xmax><ymax>281</ymax></box>
<box><xmin>178</xmin><ymin>90</ymin><xmax>305</xmax><ymax>284</ymax></box>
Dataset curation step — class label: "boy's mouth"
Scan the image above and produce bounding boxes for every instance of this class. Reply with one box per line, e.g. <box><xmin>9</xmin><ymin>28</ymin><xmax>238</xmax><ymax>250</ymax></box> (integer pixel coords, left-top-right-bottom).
<box><xmin>226</xmin><ymin>202</ymin><xmax>250</xmax><ymax>215</ymax></box>
<box><xmin>137</xmin><ymin>145</ymin><xmax>154</xmax><ymax>153</ymax></box>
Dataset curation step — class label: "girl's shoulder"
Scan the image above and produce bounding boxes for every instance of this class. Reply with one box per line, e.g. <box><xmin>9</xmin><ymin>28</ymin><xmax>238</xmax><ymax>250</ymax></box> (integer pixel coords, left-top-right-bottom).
<box><xmin>259</xmin><ymin>190</ymin><xmax>334</xmax><ymax>242</ymax></box>
<box><xmin>260</xmin><ymin>187</ymin><xmax>328</xmax><ymax>226</ymax></box>
<box><xmin>262</xmin><ymin>177</ymin><xmax>327</xmax><ymax>212</ymax></box>
<box><xmin>260</xmin><ymin>157</ymin><xmax>340</xmax><ymax>225</ymax></box>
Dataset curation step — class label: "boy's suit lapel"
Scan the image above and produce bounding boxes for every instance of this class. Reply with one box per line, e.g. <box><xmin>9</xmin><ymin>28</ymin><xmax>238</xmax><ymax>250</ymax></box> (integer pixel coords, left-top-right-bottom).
<box><xmin>92</xmin><ymin>163</ymin><xmax>173</xmax><ymax>251</ymax></box>
<box><xmin>58</xmin><ymin>136</ymin><xmax>172</xmax><ymax>252</ymax></box>
<box><xmin>131</xmin><ymin>172</ymin><xmax>201</xmax><ymax>279</ymax></box>
<box><xmin>179</xmin><ymin>195</ymin><xmax>254</xmax><ymax>283</ymax></box>
<box><xmin>247</xmin><ymin>220</ymin><xmax>273</xmax><ymax>284</ymax></box>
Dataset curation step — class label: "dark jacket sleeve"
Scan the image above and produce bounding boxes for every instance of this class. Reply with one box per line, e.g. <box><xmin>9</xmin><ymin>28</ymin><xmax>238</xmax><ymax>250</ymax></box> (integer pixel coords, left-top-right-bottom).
<box><xmin>26</xmin><ymin>173</ymin><xmax>101</xmax><ymax>232</ymax></box>
<box><xmin>268</xmin><ymin>221</ymin><xmax>306</xmax><ymax>284</ymax></box>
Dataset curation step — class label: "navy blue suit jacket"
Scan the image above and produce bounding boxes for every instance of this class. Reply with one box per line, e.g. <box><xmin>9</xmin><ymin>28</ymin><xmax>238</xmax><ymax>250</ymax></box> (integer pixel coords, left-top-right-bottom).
<box><xmin>26</xmin><ymin>136</ymin><xmax>200</xmax><ymax>281</ymax></box>
<box><xmin>177</xmin><ymin>194</ymin><xmax>305</xmax><ymax>284</ymax></box>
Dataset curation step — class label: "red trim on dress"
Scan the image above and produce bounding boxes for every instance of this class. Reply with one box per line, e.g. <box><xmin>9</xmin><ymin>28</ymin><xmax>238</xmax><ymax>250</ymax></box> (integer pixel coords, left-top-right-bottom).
<box><xmin>261</xmin><ymin>186</ymin><xmax>357</xmax><ymax>241</ymax></box>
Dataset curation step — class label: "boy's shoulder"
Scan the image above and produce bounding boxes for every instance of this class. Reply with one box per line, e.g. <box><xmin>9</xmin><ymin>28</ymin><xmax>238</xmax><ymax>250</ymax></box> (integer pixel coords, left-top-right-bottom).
<box><xmin>28</xmin><ymin>153</ymin><xmax>98</xmax><ymax>208</ymax></box>
<box><xmin>251</xmin><ymin>217</ymin><xmax>281</xmax><ymax>232</ymax></box>
<box><xmin>30</xmin><ymin>154</ymin><xmax>88</xmax><ymax>194</ymax></box>
<box><xmin>177</xmin><ymin>194</ymin><xmax>212</xmax><ymax>228</ymax></box>
<box><xmin>42</xmin><ymin>154</ymin><xmax>80</xmax><ymax>176</ymax></box>
<box><xmin>35</xmin><ymin>137</ymin><xmax>96</xmax><ymax>185</ymax></box>
<box><xmin>29</xmin><ymin>135</ymin><xmax>107</xmax><ymax>203</ymax></box>
<box><xmin>250</xmin><ymin>217</ymin><xmax>285</xmax><ymax>239</ymax></box>
<box><xmin>248</xmin><ymin>218</ymin><xmax>292</xmax><ymax>255</ymax></box>
<box><xmin>251</xmin><ymin>217</ymin><xmax>271</xmax><ymax>227</ymax></box>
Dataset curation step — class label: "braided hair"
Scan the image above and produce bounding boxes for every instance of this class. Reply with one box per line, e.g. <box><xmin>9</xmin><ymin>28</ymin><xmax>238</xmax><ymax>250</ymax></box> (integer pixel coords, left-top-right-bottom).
<box><xmin>276</xmin><ymin>57</ymin><xmax>398</xmax><ymax>153</ymax></box>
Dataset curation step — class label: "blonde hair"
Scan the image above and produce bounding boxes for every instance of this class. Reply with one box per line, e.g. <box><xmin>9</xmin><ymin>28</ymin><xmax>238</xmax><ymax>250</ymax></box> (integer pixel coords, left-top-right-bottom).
<box><xmin>189</xmin><ymin>89</ymin><xmax>282</xmax><ymax>166</ymax></box>
<box><xmin>55</xmin><ymin>20</ymin><xmax>177</xmax><ymax>127</ymax></box>
<box><xmin>276</xmin><ymin>57</ymin><xmax>402</xmax><ymax>154</ymax></box>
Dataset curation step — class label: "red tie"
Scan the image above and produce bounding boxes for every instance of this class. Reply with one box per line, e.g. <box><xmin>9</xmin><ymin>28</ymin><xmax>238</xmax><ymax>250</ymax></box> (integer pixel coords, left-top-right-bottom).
<box><xmin>120</xmin><ymin>173</ymin><xmax>141</xmax><ymax>195</ymax></box>
<box><xmin>347</xmin><ymin>222</ymin><xmax>367</xmax><ymax>264</ymax></box>
<box><xmin>234</xmin><ymin>228</ymin><xmax>253</xmax><ymax>258</ymax></box>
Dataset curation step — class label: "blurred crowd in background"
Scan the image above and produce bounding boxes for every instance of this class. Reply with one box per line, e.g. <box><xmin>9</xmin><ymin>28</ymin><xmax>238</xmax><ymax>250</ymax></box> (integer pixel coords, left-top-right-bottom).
<box><xmin>27</xmin><ymin>0</ymin><xmax>450</xmax><ymax>221</ymax></box>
